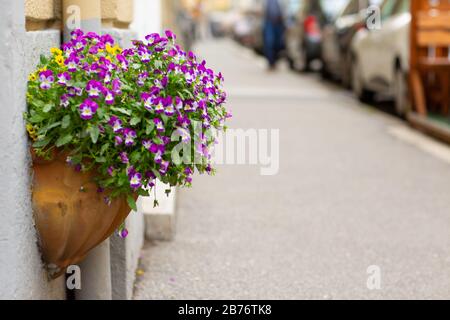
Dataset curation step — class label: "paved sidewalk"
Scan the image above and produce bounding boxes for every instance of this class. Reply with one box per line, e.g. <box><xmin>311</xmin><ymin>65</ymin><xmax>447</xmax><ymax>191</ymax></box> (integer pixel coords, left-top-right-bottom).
<box><xmin>134</xmin><ymin>40</ymin><xmax>450</xmax><ymax>300</ymax></box>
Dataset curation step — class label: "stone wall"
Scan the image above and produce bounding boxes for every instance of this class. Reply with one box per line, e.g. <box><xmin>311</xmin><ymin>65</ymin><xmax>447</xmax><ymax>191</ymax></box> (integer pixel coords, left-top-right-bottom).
<box><xmin>0</xmin><ymin>0</ymin><xmax>66</xmax><ymax>300</ymax></box>
<box><xmin>25</xmin><ymin>0</ymin><xmax>134</xmax><ymax>31</ymax></box>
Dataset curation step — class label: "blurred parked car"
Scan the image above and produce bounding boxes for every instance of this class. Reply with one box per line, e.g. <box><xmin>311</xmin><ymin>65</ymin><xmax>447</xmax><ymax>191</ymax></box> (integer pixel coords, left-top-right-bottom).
<box><xmin>285</xmin><ymin>0</ymin><xmax>348</xmax><ymax>71</ymax></box>
<box><xmin>321</xmin><ymin>0</ymin><xmax>383</xmax><ymax>85</ymax></box>
<box><xmin>209</xmin><ymin>11</ymin><xmax>232</xmax><ymax>38</ymax></box>
<box><xmin>233</xmin><ymin>8</ymin><xmax>264</xmax><ymax>54</ymax></box>
<box><xmin>351</xmin><ymin>0</ymin><xmax>411</xmax><ymax>115</ymax></box>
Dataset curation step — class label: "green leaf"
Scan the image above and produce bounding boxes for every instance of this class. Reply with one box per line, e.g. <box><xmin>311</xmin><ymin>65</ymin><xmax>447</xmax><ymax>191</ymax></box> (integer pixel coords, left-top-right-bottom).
<box><xmin>29</xmin><ymin>114</ymin><xmax>44</xmax><ymax>123</ymax></box>
<box><xmin>43</xmin><ymin>103</ymin><xmax>54</xmax><ymax>113</ymax></box>
<box><xmin>31</xmin><ymin>99</ymin><xmax>45</xmax><ymax>108</ymax></box>
<box><xmin>97</xmin><ymin>107</ymin><xmax>106</xmax><ymax>119</ymax></box>
<box><xmin>70</xmin><ymin>154</ymin><xmax>82</xmax><ymax>164</ymax></box>
<box><xmin>183</xmin><ymin>89</ymin><xmax>194</xmax><ymax>99</ymax></box>
<box><xmin>55</xmin><ymin>133</ymin><xmax>73</xmax><ymax>147</ymax></box>
<box><xmin>61</xmin><ymin>115</ymin><xmax>71</xmax><ymax>129</ymax></box>
<box><xmin>111</xmin><ymin>107</ymin><xmax>131</xmax><ymax>116</ymax></box>
<box><xmin>152</xmin><ymin>136</ymin><xmax>163</xmax><ymax>145</ymax></box>
<box><xmin>127</xmin><ymin>195</ymin><xmax>137</xmax><ymax>211</ymax></box>
<box><xmin>32</xmin><ymin>137</ymin><xmax>51</xmax><ymax>148</ymax></box>
<box><xmin>137</xmin><ymin>189</ymin><xmax>149</xmax><ymax>197</ymax></box>
<box><xmin>95</xmin><ymin>156</ymin><xmax>106</xmax><ymax>163</ymax></box>
<box><xmin>38</xmin><ymin>121</ymin><xmax>61</xmax><ymax>134</ymax></box>
<box><xmin>118</xmin><ymin>173</ymin><xmax>128</xmax><ymax>187</ymax></box>
<box><xmin>121</xmin><ymin>84</ymin><xmax>133</xmax><ymax>91</ymax></box>
<box><xmin>146</xmin><ymin>122</ymin><xmax>155</xmax><ymax>135</ymax></box>
<box><xmin>89</xmin><ymin>126</ymin><xmax>100</xmax><ymax>144</ymax></box>
<box><xmin>130</xmin><ymin>151</ymin><xmax>141</xmax><ymax>162</ymax></box>
<box><xmin>130</xmin><ymin>116</ymin><xmax>141</xmax><ymax>126</ymax></box>
<box><xmin>100</xmin><ymin>143</ymin><xmax>110</xmax><ymax>155</ymax></box>
<box><xmin>39</xmin><ymin>54</ymin><xmax>48</xmax><ymax>65</ymax></box>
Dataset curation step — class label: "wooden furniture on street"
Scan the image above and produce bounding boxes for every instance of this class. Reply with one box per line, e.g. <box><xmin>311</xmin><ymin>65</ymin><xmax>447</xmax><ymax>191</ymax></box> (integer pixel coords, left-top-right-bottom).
<box><xmin>410</xmin><ymin>0</ymin><xmax>450</xmax><ymax>116</ymax></box>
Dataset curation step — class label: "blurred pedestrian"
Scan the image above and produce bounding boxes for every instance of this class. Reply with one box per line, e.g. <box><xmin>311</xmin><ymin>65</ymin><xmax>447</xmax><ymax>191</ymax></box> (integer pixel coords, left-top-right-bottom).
<box><xmin>263</xmin><ymin>0</ymin><xmax>285</xmax><ymax>70</ymax></box>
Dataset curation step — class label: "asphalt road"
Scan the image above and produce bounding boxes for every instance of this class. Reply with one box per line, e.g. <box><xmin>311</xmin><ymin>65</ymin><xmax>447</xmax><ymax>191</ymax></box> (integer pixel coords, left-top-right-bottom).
<box><xmin>134</xmin><ymin>39</ymin><xmax>450</xmax><ymax>300</ymax></box>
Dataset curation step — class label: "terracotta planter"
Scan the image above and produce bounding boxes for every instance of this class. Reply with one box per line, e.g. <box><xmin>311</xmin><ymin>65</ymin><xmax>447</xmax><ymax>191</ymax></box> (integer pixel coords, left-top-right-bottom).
<box><xmin>31</xmin><ymin>151</ymin><xmax>133</xmax><ymax>278</ymax></box>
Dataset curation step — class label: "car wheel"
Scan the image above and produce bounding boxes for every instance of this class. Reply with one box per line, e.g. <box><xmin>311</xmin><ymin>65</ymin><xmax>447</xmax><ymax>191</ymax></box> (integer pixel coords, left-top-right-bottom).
<box><xmin>299</xmin><ymin>47</ymin><xmax>310</xmax><ymax>72</ymax></box>
<box><xmin>341</xmin><ymin>52</ymin><xmax>352</xmax><ymax>88</ymax></box>
<box><xmin>321</xmin><ymin>61</ymin><xmax>332</xmax><ymax>79</ymax></box>
<box><xmin>351</xmin><ymin>57</ymin><xmax>374</xmax><ymax>103</ymax></box>
<box><xmin>393</xmin><ymin>67</ymin><xmax>411</xmax><ymax>117</ymax></box>
<box><xmin>287</xmin><ymin>55</ymin><xmax>296</xmax><ymax>71</ymax></box>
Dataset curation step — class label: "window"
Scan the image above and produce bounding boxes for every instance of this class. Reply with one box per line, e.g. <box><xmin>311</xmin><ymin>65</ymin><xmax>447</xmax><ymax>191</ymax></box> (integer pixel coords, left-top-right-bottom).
<box><xmin>342</xmin><ymin>0</ymin><xmax>360</xmax><ymax>15</ymax></box>
<box><xmin>394</xmin><ymin>0</ymin><xmax>410</xmax><ymax>14</ymax></box>
<box><xmin>380</xmin><ymin>0</ymin><xmax>398</xmax><ymax>20</ymax></box>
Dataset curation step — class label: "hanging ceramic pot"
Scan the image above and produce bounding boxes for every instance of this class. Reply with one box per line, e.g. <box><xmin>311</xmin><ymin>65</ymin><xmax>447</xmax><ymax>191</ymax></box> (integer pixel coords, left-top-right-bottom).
<box><xmin>31</xmin><ymin>151</ymin><xmax>133</xmax><ymax>278</ymax></box>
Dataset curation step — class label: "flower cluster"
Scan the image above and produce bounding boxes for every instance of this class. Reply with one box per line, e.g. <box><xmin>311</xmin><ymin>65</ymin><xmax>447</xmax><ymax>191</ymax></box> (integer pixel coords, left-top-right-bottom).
<box><xmin>25</xmin><ymin>29</ymin><xmax>230</xmax><ymax>210</ymax></box>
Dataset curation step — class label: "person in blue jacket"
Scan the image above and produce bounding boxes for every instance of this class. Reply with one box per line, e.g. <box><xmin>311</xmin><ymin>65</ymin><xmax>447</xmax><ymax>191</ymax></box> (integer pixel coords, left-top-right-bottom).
<box><xmin>263</xmin><ymin>0</ymin><xmax>285</xmax><ymax>70</ymax></box>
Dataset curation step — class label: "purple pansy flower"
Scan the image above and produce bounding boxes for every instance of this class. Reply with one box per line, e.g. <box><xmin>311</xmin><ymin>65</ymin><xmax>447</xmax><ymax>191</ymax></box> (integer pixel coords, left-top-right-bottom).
<box><xmin>163</xmin><ymin>97</ymin><xmax>175</xmax><ymax>116</ymax></box>
<box><xmin>39</xmin><ymin>70</ymin><xmax>54</xmax><ymax>90</ymax></box>
<box><xmin>112</xmin><ymin>78</ymin><xmax>122</xmax><ymax>95</ymax></box>
<box><xmin>137</xmin><ymin>72</ymin><xmax>148</xmax><ymax>86</ymax></box>
<box><xmin>116</xmin><ymin>54</ymin><xmax>128</xmax><ymax>70</ymax></box>
<box><xmin>154</xmin><ymin>97</ymin><xmax>164</xmax><ymax>114</ymax></box>
<box><xmin>159</xmin><ymin>160</ymin><xmax>169</xmax><ymax>175</ymax></box>
<box><xmin>128</xmin><ymin>171</ymin><xmax>142</xmax><ymax>189</ymax></box>
<box><xmin>101</xmin><ymin>34</ymin><xmax>115</xmax><ymax>45</ymax></box>
<box><xmin>103</xmin><ymin>88</ymin><xmax>115</xmax><ymax>105</ymax></box>
<box><xmin>57</xmin><ymin>72</ymin><xmax>71</xmax><ymax>86</ymax></box>
<box><xmin>107</xmin><ymin>166</ymin><xmax>115</xmax><ymax>176</ymax></box>
<box><xmin>142</xmin><ymin>139</ymin><xmax>152</xmax><ymax>150</ymax></box>
<box><xmin>60</xmin><ymin>94</ymin><xmax>70</xmax><ymax>108</ymax></box>
<box><xmin>115</xmin><ymin>135</ymin><xmax>123</xmax><ymax>146</ymax></box>
<box><xmin>108</xmin><ymin>116</ymin><xmax>122</xmax><ymax>133</ymax></box>
<box><xmin>119</xmin><ymin>151</ymin><xmax>129</xmax><ymax>164</ymax></box>
<box><xmin>176</xmin><ymin>127</ymin><xmax>191</xmax><ymax>143</ymax></box>
<box><xmin>138</xmin><ymin>48</ymin><xmax>151</xmax><ymax>63</ymax></box>
<box><xmin>161</xmin><ymin>76</ymin><xmax>168</xmax><ymax>88</ymax></box>
<box><xmin>145</xmin><ymin>33</ymin><xmax>160</xmax><ymax>46</ymax></box>
<box><xmin>154</xmin><ymin>150</ymin><xmax>163</xmax><ymax>164</ymax></box>
<box><xmin>65</xmin><ymin>54</ymin><xmax>79</xmax><ymax>72</ymax></box>
<box><xmin>79</xmin><ymin>99</ymin><xmax>98</xmax><ymax>120</ymax></box>
<box><xmin>141</xmin><ymin>92</ymin><xmax>153</xmax><ymax>111</ymax></box>
<box><xmin>154</xmin><ymin>118</ymin><xmax>165</xmax><ymax>133</ymax></box>
<box><xmin>165</xmin><ymin>29</ymin><xmax>176</xmax><ymax>40</ymax></box>
<box><xmin>86</xmin><ymin>80</ymin><xmax>103</xmax><ymax>98</ymax></box>
<box><xmin>123</xmin><ymin>128</ymin><xmax>137</xmax><ymax>146</ymax></box>
<box><xmin>175</xmin><ymin>97</ymin><xmax>183</xmax><ymax>110</ymax></box>
<box><xmin>119</xmin><ymin>228</ymin><xmax>128</xmax><ymax>239</ymax></box>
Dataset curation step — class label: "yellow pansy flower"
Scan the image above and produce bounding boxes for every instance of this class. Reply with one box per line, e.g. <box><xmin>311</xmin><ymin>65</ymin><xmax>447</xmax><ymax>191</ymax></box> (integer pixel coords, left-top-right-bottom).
<box><xmin>50</xmin><ymin>47</ymin><xmax>62</xmax><ymax>56</ymax></box>
<box><xmin>113</xmin><ymin>45</ymin><xmax>122</xmax><ymax>55</ymax></box>
<box><xmin>26</xmin><ymin>124</ymin><xmax>37</xmax><ymax>141</ymax></box>
<box><xmin>28</xmin><ymin>73</ymin><xmax>37</xmax><ymax>81</ymax></box>
<box><xmin>106</xmin><ymin>44</ymin><xmax>114</xmax><ymax>54</ymax></box>
<box><xmin>55</xmin><ymin>55</ymin><xmax>65</xmax><ymax>67</ymax></box>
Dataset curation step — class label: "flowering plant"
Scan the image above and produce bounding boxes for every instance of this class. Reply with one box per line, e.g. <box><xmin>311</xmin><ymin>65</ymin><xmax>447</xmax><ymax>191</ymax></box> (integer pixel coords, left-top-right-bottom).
<box><xmin>25</xmin><ymin>29</ymin><xmax>229</xmax><ymax>210</ymax></box>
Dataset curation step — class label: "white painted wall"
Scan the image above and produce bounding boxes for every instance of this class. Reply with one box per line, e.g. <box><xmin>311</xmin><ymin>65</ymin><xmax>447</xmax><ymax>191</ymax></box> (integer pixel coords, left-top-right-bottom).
<box><xmin>0</xmin><ymin>0</ymin><xmax>66</xmax><ymax>300</ymax></box>
<box><xmin>131</xmin><ymin>0</ymin><xmax>162</xmax><ymax>40</ymax></box>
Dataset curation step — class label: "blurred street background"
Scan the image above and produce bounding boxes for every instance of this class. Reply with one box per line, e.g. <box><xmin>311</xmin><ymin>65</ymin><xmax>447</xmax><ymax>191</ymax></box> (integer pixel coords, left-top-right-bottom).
<box><xmin>134</xmin><ymin>0</ymin><xmax>450</xmax><ymax>299</ymax></box>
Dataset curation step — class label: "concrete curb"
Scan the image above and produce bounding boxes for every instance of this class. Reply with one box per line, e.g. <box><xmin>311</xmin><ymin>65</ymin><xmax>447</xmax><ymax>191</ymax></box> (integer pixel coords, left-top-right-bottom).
<box><xmin>143</xmin><ymin>183</ymin><xmax>177</xmax><ymax>241</ymax></box>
